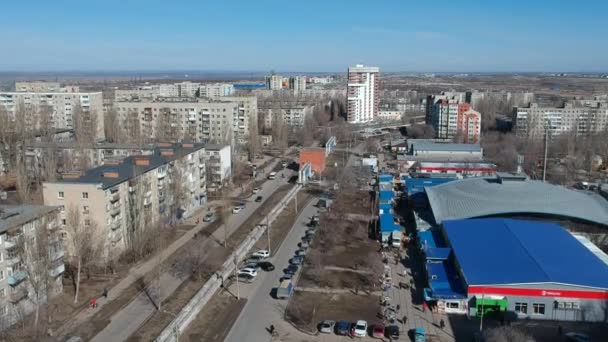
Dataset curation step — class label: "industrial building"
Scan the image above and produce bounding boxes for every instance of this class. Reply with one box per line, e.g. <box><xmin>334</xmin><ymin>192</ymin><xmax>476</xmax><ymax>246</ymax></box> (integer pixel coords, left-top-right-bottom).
<box><xmin>420</xmin><ymin>218</ymin><xmax>608</xmax><ymax>322</ymax></box>
<box><xmin>406</xmin><ymin>139</ymin><xmax>483</xmax><ymax>161</ymax></box>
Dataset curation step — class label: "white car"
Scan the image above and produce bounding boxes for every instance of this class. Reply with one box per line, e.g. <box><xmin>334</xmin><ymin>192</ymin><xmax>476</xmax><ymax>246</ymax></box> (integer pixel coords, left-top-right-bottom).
<box><xmin>252</xmin><ymin>249</ymin><xmax>270</xmax><ymax>259</ymax></box>
<box><xmin>353</xmin><ymin>320</ymin><xmax>367</xmax><ymax>337</ymax></box>
<box><xmin>238</xmin><ymin>268</ymin><xmax>258</xmax><ymax>277</ymax></box>
<box><xmin>232</xmin><ymin>207</ymin><xmax>242</xmax><ymax>214</ymax></box>
<box><xmin>252</xmin><ymin>187</ymin><xmax>260</xmax><ymax>194</ymax></box>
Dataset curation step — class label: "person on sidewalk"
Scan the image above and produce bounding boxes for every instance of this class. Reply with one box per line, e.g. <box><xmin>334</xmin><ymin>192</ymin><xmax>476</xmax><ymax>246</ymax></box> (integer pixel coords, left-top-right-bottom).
<box><xmin>90</xmin><ymin>297</ymin><xmax>97</xmax><ymax>308</ymax></box>
<box><xmin>440</xmin><ymin>319</ymin><xmax>445</xmax><ymax>329</ymax></box>
<box><xmin>102</xmin><ymin>288</ymin><xmax>108</xmax><ymax>298</ymax></box>
<box><xmin>422</xmin><ymin>301</ymin><xmax>427</xmax><ymax>312</ymax></box>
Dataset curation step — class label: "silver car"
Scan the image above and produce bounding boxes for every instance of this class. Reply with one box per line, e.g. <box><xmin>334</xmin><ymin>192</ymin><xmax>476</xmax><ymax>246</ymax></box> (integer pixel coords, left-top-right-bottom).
<box><xmin>319</xmin><ymin>320</ymin><xmax>335</xmax><ymax>334</ymax></box>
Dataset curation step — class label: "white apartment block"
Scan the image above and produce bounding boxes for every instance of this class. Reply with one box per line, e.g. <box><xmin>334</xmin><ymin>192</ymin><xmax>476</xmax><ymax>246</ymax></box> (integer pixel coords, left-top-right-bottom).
<box><xmin>260</xmin><ymin>105</ymin><xmax>315</xmax><ymax>129</ymax></box>
<box><xmin>347</xmin><ymin>64</ymin><xmax>379</xmax><ymax>123</ymax></box>
<box><xmin>377</xmin><ymin>110</ymin><xmax>403</xmax><ymax>121</ymax></box>
<box><xmin>200</xmin><ymin>83</ymin><xmax>235</xmax><ymax>97</ymax></box>
<box><xmin>0</xmin><ymin>205</ymin><xmax>64</xmax><ymax>330</ymax></box>
<box><xmin>159</xmin><ymin>84</ymin><xmax>179</xmax><ymax>97</ymax></box>
<box><xmin>289</xmin><ymin>76</ymin><xmax>306</xmax><ymax>93</ymax></box>
<box><xmin>176</xmin><ymin>82</ymin><xmax>200</xmax><ymax>97</ymax></box>
<box><xmin>0</xmin><ymin>91</ymin><xmax>105</xmax><ymax>141</ymax></box>
<box><xmin>265</xmin><ymin>75</ymin><xmax>285</xmax><ymax>90</ymax></box>
<box><xmin>42</xmin><ymin>143</ymin><xmax>207</xmax><ymax>258</ymax></box>
<box><xmin>204</xmin><ymin>144</ymin><xmax>232</xmax><ymax>191</ymax></box>
<box><xmin>114</xmin><ymin>96</ymin><xmax>256</xmax><ymax>145</ymax></box>
<box><xmin>15</xmin><ymin>81</ymin><xmax>61</xmax><ymax>93</ymax></box>
<box><xmin>513</xmin><ymin>102</ymin><xmax>608</xmax><ymax>138</ymax></box>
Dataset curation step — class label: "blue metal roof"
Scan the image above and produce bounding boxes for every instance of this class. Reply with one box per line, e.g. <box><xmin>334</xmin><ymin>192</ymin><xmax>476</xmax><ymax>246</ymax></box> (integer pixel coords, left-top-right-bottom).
<box><xmin>379</xmin><ymin>203</ymin><xmax>392</xmax><ymax>214</ymax></box>
<box><xmin>443</xmin><ymin>219</ymin><xmax>608</xmax><ymax>289</ymax></box>
<box><xmin>233</xmin><ymin>83</ymin><xmax>265</xmax><ymax>89</ymax></box>
<box><xmin>379</xmin><ymin>174</ymin><xmax>394</xmax><ymax>183</ymax></box>
<box><xmin>425</xmin><ymin>262</ymin><xmax>467</xmax><ymax>299</ymax></box>
<box><xmin>406</xmin><ymin>177</ymin><xmax>455</xmax><ymax>196</ymax></box>
<box><xmin>379</xmin><ymin>214</ymin><xmax>399</xmax><ymax>233</ymax></box>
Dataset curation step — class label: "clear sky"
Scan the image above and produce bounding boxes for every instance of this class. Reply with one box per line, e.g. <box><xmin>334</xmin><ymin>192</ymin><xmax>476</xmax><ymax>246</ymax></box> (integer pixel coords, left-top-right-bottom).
<box><xmin>1</xmin><ymin>0</ymin><xmax>607</xmax><ymax>72</ymax></box>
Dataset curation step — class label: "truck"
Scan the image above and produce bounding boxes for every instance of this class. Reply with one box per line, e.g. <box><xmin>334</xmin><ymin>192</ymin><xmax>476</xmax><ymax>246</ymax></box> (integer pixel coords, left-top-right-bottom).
<box><xmin>276</xmin><ymin>279</ymin><xmax>293</xmax><ymax>299</ymax></box>
<box><xmin>391</xmin><ymin>231</ymin><xmax>402</xmax><ymax>248</ymax></box>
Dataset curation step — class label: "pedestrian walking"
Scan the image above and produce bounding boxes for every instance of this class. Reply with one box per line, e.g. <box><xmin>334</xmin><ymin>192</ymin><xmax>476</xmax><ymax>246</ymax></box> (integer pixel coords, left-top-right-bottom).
<box><xmin>422</xmin><ymin>301</ymin><xmax>427</xmax><ymax>312</ymax></box>
<box><xmin>402</xmin><ymin>315</ymin><xmax>407</xmax><ymax>325</ymax></box>
<box><xmin>440</xmin><ymin>319</ymin><xmax>445</xmax><ymax>329</ymax></box>
<box><xmin>269</xmin><ymin>324</ymin><xmax>275</xmax><ymax>335</ymax></box>
<box><xmin>90</xmin><ymin>298</ymin><xmax>97</xmax><ymax>308</ymax></box>
<box><xmin>102</xmin><ymin>288</ymin><xmax>108</xmax><ymax>298</ymax></box>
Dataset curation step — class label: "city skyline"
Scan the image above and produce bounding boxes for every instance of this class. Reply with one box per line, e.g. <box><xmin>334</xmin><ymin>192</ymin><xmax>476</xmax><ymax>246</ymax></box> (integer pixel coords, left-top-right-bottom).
<box><xmin>1</xmin><ymin>0</ymin><xmax>608</xmax><ymax>72</ymax></box>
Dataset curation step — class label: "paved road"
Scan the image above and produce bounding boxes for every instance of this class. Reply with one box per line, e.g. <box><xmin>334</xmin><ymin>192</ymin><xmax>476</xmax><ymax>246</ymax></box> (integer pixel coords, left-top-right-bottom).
<box><xmin>224</xmin><ymin>199</ymin><xmax>319</xmax><ymax>342</ymax></box>
<box><xmin>91</xmin><ymin>167</ymin><xmax>296</xmax><ymax>342</ymax></box>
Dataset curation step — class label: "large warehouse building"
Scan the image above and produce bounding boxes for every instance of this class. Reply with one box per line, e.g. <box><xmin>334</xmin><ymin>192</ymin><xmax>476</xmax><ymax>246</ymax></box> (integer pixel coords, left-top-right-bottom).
<box><xmin>421</xmin><ymin>218</ymin><xmax>608</xmax><ymax>322</ymax></box>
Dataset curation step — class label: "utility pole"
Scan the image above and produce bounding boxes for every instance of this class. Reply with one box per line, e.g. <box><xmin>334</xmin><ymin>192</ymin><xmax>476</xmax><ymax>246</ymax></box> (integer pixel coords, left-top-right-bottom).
<box><xmin>266</xmin><ymin>216</ymin><xmax>271</xmax><ymax>255</ymax></box>
<box><xmin>233</xmin><ymin>253</ymin><xmax>240</xmax><ymax>299</ymax></box>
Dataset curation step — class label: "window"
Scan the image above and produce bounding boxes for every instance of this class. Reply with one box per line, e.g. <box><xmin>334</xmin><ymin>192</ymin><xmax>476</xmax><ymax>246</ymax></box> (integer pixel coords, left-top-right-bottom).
<box><xmin>82</xmin><ymin>192</ymin><xmax>89</xmax><ymax>199</ymax></box>
<box><xmin>515</xmin><ymin>302</ymin><xmax>528</xmax><ymax>314</ymax></box>
<box><xmin>83</xmin><ymin>205</ymin><xmax>89</xmax><ymax>213</ymax></box>
<box><xmin>447</xmin><ymin>302</ymin><xmax>459</xmax><ymax>309</ymax></box>
<box><xmin>58</xmin><ymin>191</ymin><xmax>64</xmax><ymax>199</ymax></box>
<box><xmin>533</xmin><ymin>303</ymin><xmax>545</xmax><ymax>315</ymax></box>
<box><xmin>0</xmin><ymin>289</ymin><xmax>5</xmax><ymax>298</ymax></box>
<box><xmin>0</xmin><ymin>270</ymin><xmax>4</xmax><ymax>280</ymax></box>
<box><xmin>60</xmin><ymin>205</ymin><xmax>65</xmax><ymax>212</ymax></box>
<box><xmin>62</xmin><ymin>219</ymin><xmax>66</xmax><ymax>225</ymax></box>
<box><xmin>84</xmin><ymin>219</ymin><xmax>91</xmax><ymax>226</ymax></box>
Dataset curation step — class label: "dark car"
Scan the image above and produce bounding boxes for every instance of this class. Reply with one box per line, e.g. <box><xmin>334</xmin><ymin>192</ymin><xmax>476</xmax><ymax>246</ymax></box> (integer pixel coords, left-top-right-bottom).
<box><xmin>284</xmin><ymin>265</ymin><xmax>299</xmax><ymax>275</ymax></box>
<box><xmin>238</xmin><ymin>202</ymin><xmax>246</xmax><ymax>209</ymax></box>
<box><xmin>385</xmin><ymin>325</ymin><xmax>400</xmax><ymax>339</ymax></box>
<box><xmin>290</xmin><ymin>256</ymin><xmax>304</xmax><ymax>265</ymax></box>
<box><xmin>302</xmin><ymin>235</ymin><xmax>313</xmax><ymax>243</ymax></box>
<box><xmin>257</xmin><ymin>261</ymin><xmax>275</xmax><ymax>271</ymax></box>
<box><xmin>336</xmin><ymin>320</ymin><xmax>352</xmax><ymax>336</ymax></box>
<box><xmin>255</xmin><ymin>196</ymin><xmax>263</xmax><ymax>202</ymax></box>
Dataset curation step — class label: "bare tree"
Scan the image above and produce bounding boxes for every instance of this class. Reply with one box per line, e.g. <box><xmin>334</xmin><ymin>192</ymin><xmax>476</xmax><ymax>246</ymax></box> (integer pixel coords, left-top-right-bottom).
<box><xmin>406</xmin><ymin>124</ymin><xmax>435</xmax><ymax>139</ymax></box>
<box><xmin>271</xmin><ymin>106</ymin><xmax>289</xmax><ymax>157</ymax></box>
<box><xmin>167</xmin><ymin>162</ymin><xmax>188</xmax><ymax>226</ymax></box>
<box><xmin>104</xmin><ymin>107</ymin><xmax>121</xmax><ymax>143</ymax></box>
<box><xmin>247</xmin><ymin>113</ymin><xmax>260</xmax><ymax>161</ymax></box>
<box><xmin>73</xmin><ymin>104</ymin><xmax>98</xmax><ymax>144</ymax></box>
<box><xmin>483</xmin><ymin>326</ymin><xmax>535</xmax><ymax>342</ymax></box>
<box><xmin>125</xmin><ymin>172</ymin><xmax>154</xmax><ymax>261</ymax></box>
<box><xmin>64</xmin><ymin>205</ymin><xmax>98</xmax><ymax>303</ymax></box>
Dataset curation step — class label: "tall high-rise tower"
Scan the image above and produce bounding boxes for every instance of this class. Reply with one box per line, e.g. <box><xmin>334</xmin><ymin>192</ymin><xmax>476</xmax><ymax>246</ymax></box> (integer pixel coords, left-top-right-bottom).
<box><xmin>347</xmin><ymin>64</ymin><xmax>379</xmax><ymax>123</ymax></box>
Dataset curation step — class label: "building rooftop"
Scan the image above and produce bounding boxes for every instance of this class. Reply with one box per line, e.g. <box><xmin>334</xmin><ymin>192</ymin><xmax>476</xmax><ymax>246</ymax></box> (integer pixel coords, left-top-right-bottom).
<box><xmin>204</xmin><ymin>144</ymin><xmax>230</xmax><ymax>151</ymax></box>
<box><xmin>425</xmin><ymin>176</ymin><xmax>608</xmax><ymax>226</ymax></box>
<box><xmin>443</xmin><ymin>218</ymin><xmax>608</xmax><ymax>290</ymax></box>
<box><xmin>47</xmin><ymin>143</ymin><xmax>204</xmax><ymax>190</ymax></box>
<box><xmin>0</xmin><ymin>205</ymin><xmax>59</xmax><ymax>234</ymax></box>
<box><xmin>410</xmin><ymin>141</ymin><xmax>482</xmax><ymax>154</ymax></box>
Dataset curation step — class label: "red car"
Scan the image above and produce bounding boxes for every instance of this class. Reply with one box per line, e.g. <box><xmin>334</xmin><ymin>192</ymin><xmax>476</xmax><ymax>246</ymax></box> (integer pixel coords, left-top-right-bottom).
<box><xmin>372</xmin><ymin>323</ymin><xmax>385</xmax><ymax>338</ymax></box>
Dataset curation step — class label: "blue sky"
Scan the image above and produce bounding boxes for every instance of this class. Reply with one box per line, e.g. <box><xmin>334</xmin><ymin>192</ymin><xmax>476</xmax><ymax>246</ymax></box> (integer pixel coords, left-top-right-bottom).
<box><xmin>1</xmin><ymin>0</ymin><xmax>607</xmax><ymax>72</ymax></box>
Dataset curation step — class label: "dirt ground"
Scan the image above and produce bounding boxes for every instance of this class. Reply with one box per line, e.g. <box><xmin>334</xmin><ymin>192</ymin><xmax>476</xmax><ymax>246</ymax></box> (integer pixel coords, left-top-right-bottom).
<box><xmin>180</xmin><ymin>190</ymin><xmax>314</xmax><ymax>340</ymax></box>
<box><xmin>285</xmin><ymin>291</ymin><xmax>381</xmax><ymax>334</ymax></box>
<box><xmin>124</xmin><ymin>183</ymin><xmax>295</xmax><ymax>340</ymax></box>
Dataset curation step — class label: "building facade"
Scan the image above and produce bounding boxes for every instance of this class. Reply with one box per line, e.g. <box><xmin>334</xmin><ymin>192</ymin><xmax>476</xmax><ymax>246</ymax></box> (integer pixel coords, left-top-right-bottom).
<box><xmin>15</xmin><ymin>81</ymin><xmax>61</xmax><ymax>93</ymax></box>
<box><xmin>265</xmin><ymin>75</ymin><xmax>285</xmax><ymax>90</ymax></box>
<box><xmin>288</xmin><ymin>76</ymin><xmax>306</xmax><ymax>93</ymax></box>
<box><xmin>513</xmin><ymin>102</ymin><xmax>608</xmax><ymax>139</ymax></box>
<box><xmin>42</xmin><ymin>143</ymin><xmax>207</xmax><ymax>258</ymax></box>
<box><xmin>347</xmin><ymin>65</ymin><xmax>379</xmax><ymax>124</ymax></box>
<box><xmin>200</xmin><ymin>83</ymin><xmax>235</xmax><ymax>97</ymax></box>
<box><xmin>427</xmin><ymin>95</ymin><xmax>482</xmax><ymax>140</ymax></box>
<box><xmin>457</xmin><ymin>108</ymin><xmax>481</xmax><ymax>142</ymax></box>
<box><xmin>260</xmin><ymin>104</ymin><xmax>314</xmax><ymax>129</ymax></box>
<box><xmin>204</xmin><ymin>145</ymin><xmax>231</xmax><ymax>192</ymax></box>
<box><xmin>0</xmin><ymin>205</ymin><xmax>64</xmax><ymax>330</ymax></box>
<box><xmin>0</xmin><ymin>91</ymin><xmax>105</xmax><ymax>141</ymax></box>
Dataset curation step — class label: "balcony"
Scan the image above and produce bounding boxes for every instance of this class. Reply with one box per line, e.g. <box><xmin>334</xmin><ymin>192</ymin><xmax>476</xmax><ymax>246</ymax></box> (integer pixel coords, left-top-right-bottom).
<box><xmin>50</xmin><ymin>264</ymin><xmax>65</xmax><ymax>278</ymax></box>
<box><xmin>111</xmin><ymin>219</ymin><xmax>121</xmax><ymax>230</ymax></box>
<box><xmin>9</xmin><ymin>287</ymin><xmax>28</xmax><ymax>304</ymax></box>
<box><xmin>129</xmin><ymin>186</ymin><xmax>135</xmax><ymax>193</ymax></box>
<box><xmin>6</xmin><ymin>255</ymin><xmax>19</xmax><ymax>266</ymax></box>
<box><xmin>111</xmin><ymin>232</ymin><xmax>122</xmax><ymax>243</ymax></box>
<box><xmin>51</xmin><ymin>249</ymin><xmax>65</xmax><ymax>261</ymax></box>
<box><xmin>109</xmin><ymin>192</ymin><xmax>120</xmax><ymax>203</ymax></box>
<box><xmin>110</xmin><ymin>206</ymin><xmax>121</xmax><ymax>217</ymax></box>
<box><xmin>48</xmin><ymin>220</ymin><xmax>60</xmax><ymax>230</ymax></box>
<box><xmin>4</xmin><ymin>238</ymin><xmax>16</xmax><ymax>249</ymax></box>
<box><xmin>8</xmin><ymin>271</ymin><xmax>28</xmax><ymax>286</ymax></box>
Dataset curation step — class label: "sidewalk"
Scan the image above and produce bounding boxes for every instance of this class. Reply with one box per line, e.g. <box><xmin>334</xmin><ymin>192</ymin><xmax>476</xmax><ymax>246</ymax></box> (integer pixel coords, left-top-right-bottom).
<box><xmin>57</xmin><ymin>157</ymin><xmax>283</xmax><ymax>339</ymax></box>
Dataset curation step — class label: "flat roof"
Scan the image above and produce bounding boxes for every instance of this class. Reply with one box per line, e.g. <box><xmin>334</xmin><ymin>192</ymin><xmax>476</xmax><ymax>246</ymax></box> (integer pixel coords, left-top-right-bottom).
<box><xmin>0</xmin><ymin>205</ymin><xmax>59</xmax><ymax>234</ymax></box>
<box><xmin>444</xmin><ymin>219</ymin><xmax>608</xmax><ymax>290</ymax></box>
<box><xmin>425</xmin><ymin>176</ymin><xmax>608</xmax><ymax>226</ymax></box>
<box><xmin>411</xmin><ymin>142</ymin><xmax>482</xmax><ymax>153</ymax></box>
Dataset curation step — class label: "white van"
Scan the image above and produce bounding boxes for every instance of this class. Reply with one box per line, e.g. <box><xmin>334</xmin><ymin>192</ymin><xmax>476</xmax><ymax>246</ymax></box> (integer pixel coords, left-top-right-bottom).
<box><xmin>268</xmin><ymin>172</ymin><xmax>277</xmax><ymax>180</ymax></box>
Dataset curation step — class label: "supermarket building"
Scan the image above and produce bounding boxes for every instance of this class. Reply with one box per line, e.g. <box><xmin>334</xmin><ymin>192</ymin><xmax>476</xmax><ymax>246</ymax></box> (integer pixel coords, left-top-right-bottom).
<box><xmin>421</xmin><ymin>218</ymin><xmax>608</xmax><ymax>322</ymax></box>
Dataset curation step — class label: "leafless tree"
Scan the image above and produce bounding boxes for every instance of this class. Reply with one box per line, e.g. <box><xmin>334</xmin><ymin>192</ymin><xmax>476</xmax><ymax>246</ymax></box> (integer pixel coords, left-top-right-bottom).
<box><xmin>125</xmin><ymin>172</ymin><xmax>154</xmax><ymax>261</ymax></box>
<box><xmin>406</xmin><ymin>124</ymin><xmax>435</xmax><ymax>139</ymax></box>
<box><xmin>73</xmin><ymin>104</ymin><xmax>98</xmax><ymax>144</ymax></box>
<box><xmin>14</xmin><ymin>214</ymin><xmax>55</xmax><ymax>333</ymax></box>
<box><xmin>247</xmin><ymin>113</ymin><xmax>260</xmax><ymax>161</ymax></box>
<box><xmin>122</xmin><ymin>109</ymin><xmax>143</xmax><ymax>144</ymax></box>
<box><xmin>64</xmin><ymin>205</ymin><xmax>98</xmax><ymax>304</ymax></box>
<box><xmin>167</xmin><ymin>162</ymin><xmax>188</xmax><ymax>226</ymax></box>
<box><xmin>104</xmin><ymin>107</ymin><xmax>121</xmax><ymax>143</ymax></box>
<box><xmin>271</xmin><ymin>105</ymin><xmax>289</xmax><ymax>157</ymax></box>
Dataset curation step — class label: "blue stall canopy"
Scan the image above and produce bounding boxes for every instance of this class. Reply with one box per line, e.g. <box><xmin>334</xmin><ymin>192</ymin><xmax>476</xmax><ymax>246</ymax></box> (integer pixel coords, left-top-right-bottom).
<box><xmin>379</xmin><ymin>214</ymin><xmax>400</xmax><ymax>233</ymax></box>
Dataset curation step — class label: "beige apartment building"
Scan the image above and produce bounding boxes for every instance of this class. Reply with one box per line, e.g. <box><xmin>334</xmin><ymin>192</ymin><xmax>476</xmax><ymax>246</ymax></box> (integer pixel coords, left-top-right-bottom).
<box><xmin>42</xmin><ymin>143</ymin><xmax>207</xmax><ymax>258</ymax></box>
<box><xmin>260</xmin><ymin>104</ymin><xmax>315</xmax><ymax>129</ymax></box>
<box><xmin>513</xmin><ymin>102</ymin><xmax>608</xmax><ymax>138</ymax></box>
<box><xmin>114</xmin><ymin>96</ymin><xmax>256</xmax><ymax>145</ymax></box>
<box><xmin>0</xmin><ymin>205</ymin><xmax>64</xmax><ymax>330</ymax></box>
<box><xmin>0</xmin><ymin>91</ymin><xmax>105</xmax><ymax>141</ymax></box>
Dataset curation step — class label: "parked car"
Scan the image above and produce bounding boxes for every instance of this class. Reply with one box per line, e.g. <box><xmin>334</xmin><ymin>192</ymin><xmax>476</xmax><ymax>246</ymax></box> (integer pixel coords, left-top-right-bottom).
<box><xmin>354</xmin><ymin>320</ymin><xmax>367</xmax><ymax>337</ymax></box>
<box><xmin>252</xmin><ymin>187</ymin><xmax>260</xmax><ymax>194</ymax></box>
<box><xmin>310</xmin><ymin>215</ymin><xmax>320</xmax><ymax>226</ymax></box>
<box><xmin>336</xmin><ymin>320</ymin><xmax>351</xmax><ymax>336</ymax></box>
<box><xmin>284</xmin><ymin>265</ymin><xmax>298</xmax><ymax>275</ymax></box>
<box><xmin>385</xmin><ymin>325</ymin><xmax>400</xmax><ymax>340</ymax></box>
<box><xmin>280</xmin><ymin>274</ymin><xmax>292</xmax><ymax>282</ymax></box>
<box><xmin>319</xmin><ymin>320</ymin><xmax>335</xmax><ymax>334</ymax></box>
<box><xmin>202</xmin><ymin>212</ymin><xmax>215</xmax><ymax>222</ymax></box>
<box><xmin>238</xmin><ymin>268</ymin><xmax>258</xmax><ymax>277</ymax></box>
<box><xmin>255</xmin><ymin>196</ymin><xmax>263</xmax><ymax>202</ymax></box>
<box><xmin>372</xmin><ymin>323</ymin><xmax>385</xmax><ymax>338</ymax></box>
<box><xmin>276</xmin><ymin>279</ymin><xmax>293</xmax><ymax>299</ymax></box>
<box><xmin>295</xmin><ymin>248</ymin><xmax>307</xmax><ymax>257</ymax></box>
<box><xmin>413</xmin><ymin>328</ymin><xmax>426</xmax><ymax>342</ymax></box>
<box><xmin>257</xmin><ymin>261</ymin><xmax>275</xmax><ymax>271</ymax></box>
<box><xmin>242</xmin><ymin>263</ymin><xmax>259</xmax><ymax>270</ymax></box>
<box><xmin>232</xmin><ymin>207</ymin><xmax>242</xmax><ymax>214</ymax></box>
<box><xmin>290</xmin><ymin>256</ymin><xmax>304</xmax><ymax>265</ymax></box>
<box><xmin>298</xmin><ymin>241</ymin><xmax>309</xmax><ymax>249</ymax></box>
<box><xmin>238</xmin><ymin>202</ymin><xmax>246</xmax><ymax>209</ymax></box>
<box><xmin>302</xmin><ymin>235</ymin><xmax>313</xmax><ymax>243</ymax></box>
<box><xmin>252</xmin><ymin>250</ymin><xmax>270</xmax><ymax>259</ymax></box>
<box><xmin>237</xmin><ymin>273</ymin><xmax>255</xmax><ymax>282</ymax></box>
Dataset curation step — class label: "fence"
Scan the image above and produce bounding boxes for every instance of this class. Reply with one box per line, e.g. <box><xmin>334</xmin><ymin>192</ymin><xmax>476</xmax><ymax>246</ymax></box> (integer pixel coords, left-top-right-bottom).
<box><xmin>156</xmin><ymin>184</ymin><xmax>302</xmax><ymax>341</ymax></box>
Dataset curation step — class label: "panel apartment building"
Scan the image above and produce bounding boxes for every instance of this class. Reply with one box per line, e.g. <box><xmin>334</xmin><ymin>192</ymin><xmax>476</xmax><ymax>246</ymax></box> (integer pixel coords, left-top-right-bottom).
<box><xmin>114</xmin><ymin>82</ymin><xmax>235</xmax><ymax>100</ymax></box>
<box><xmin>259</xmin><ymin>104</ymin><xmax>315</xmax><ymax>129</ymax></box>
<box><xmin>426</xmin><ymin>95</ymin><xmax>481</xmax><ymax>142</ymax></box>
<box><xmin>114</xmin><ymin>96</ymin><xmax>256</xmax><ymax>145</ymax></box>
<box><xmin>0</xmin><ymin>90</ymin><xmax>105</xmax><ymax>141</ymax></box>
<box><xmin>42</xmin><ymin>143</ymin><xmax>207</xmax><ymax>258</ymax></box>
<box><xmin>513</xmin><ymin>102</ymin><xmax>608</xmax><ymax>138</ymax></box>
<box><xmin>347</xmin><ymin>65</ymin><xmax>379</xmax><ymax>123</ymax></box>
<box><xmin>0</xmin><ymin>205</ymin><xmax>64</xmax><ymax>330</ymax></box>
